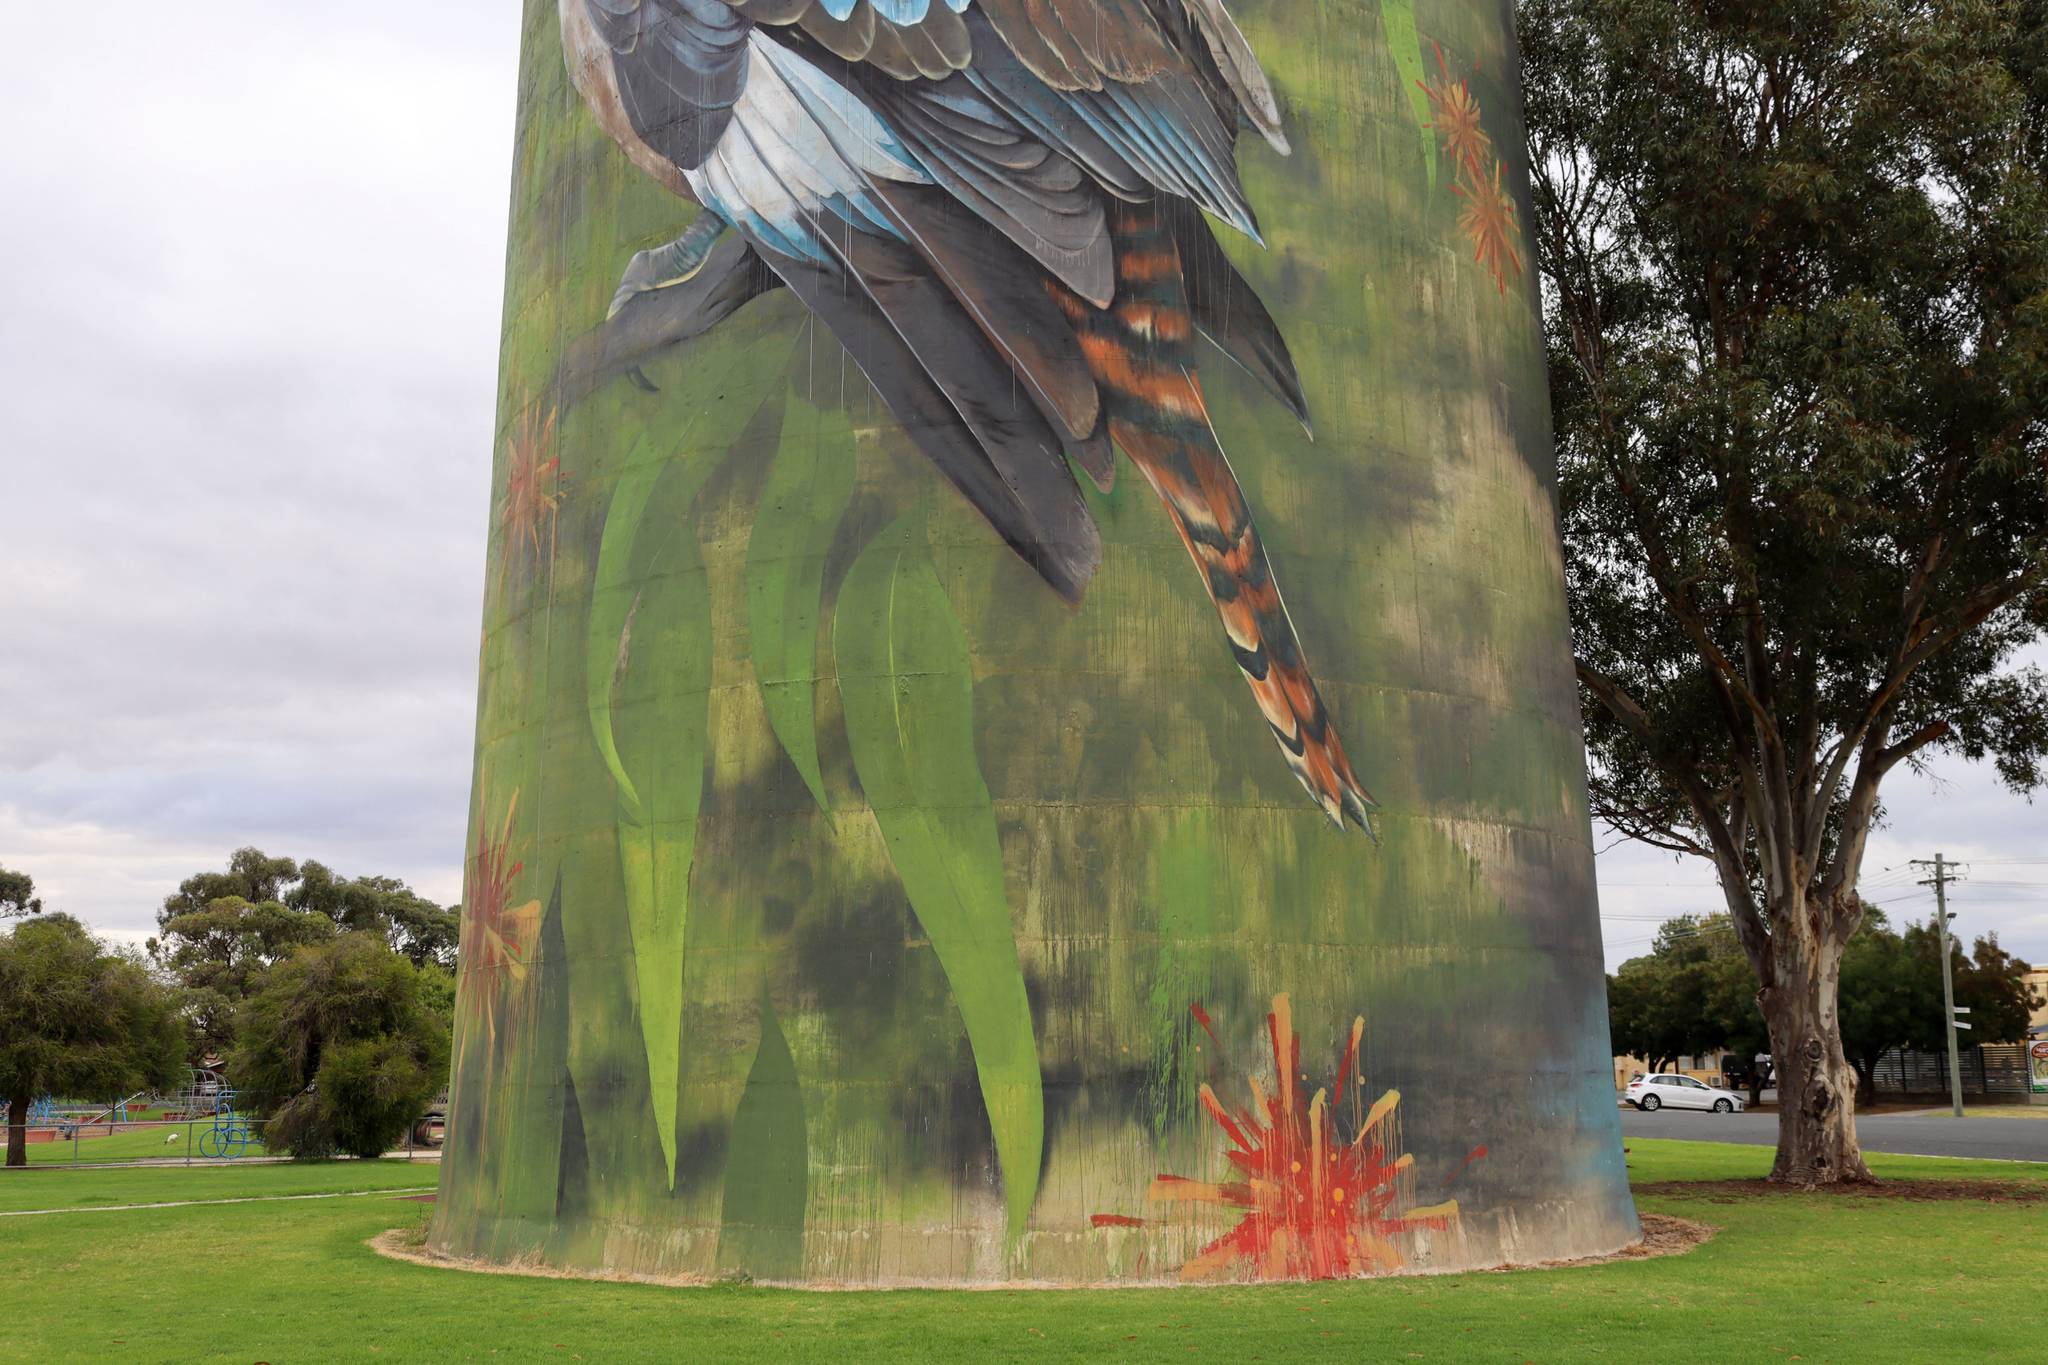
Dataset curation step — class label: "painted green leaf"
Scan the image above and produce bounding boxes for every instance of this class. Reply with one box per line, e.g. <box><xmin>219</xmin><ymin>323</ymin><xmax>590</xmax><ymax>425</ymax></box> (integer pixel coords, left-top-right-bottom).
<box><xmin>586</xmin><ymin>435</ymin><xmax>660</xmax><ymax>825</ymax></box>
<box><xmin>833</xmin><ymin>505</ymin><xmax>1043</xmax><ymax>1238</ymax></box>
<box><xmin>746</xmin><ymin>392</ymin><xmax>856</xmax><ymax>810</ymax></box>
<box><xmin>582</xmin><ymin>326</ymin><xmax>797</xmax><ymax>1185</ymax></box>
<box><xmin>1381</xmin><ymin>0</ymin><xmax>1437</xmax><ymax>189</ymax></box>
<box><xmin>717</xmin><ymin>997</ymin><xmax>808</xmax><ymax>1281</ymax></box>
<box><xmin>586</xmin><ymin>328</ymin><xmax>799</xmax><ymax>826</ymax></box>
<box><xmin>614</xmin><ymin>521</ymin><xmax>711</xmax><ymax>1187</ymax></box>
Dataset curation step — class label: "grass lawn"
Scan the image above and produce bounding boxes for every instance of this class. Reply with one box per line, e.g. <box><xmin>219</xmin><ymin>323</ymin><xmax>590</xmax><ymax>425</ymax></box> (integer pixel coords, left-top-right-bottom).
<box><xmin>13</xmin><ymin>1121</ymin><xmax>273</xmax><ymax>1166</ymax></box>
<box><xmin>2</xmin><ymin>1140</ymin><xmax>2043</xmax><ymax>1363</ymax></box>
<box><xmin>0</xmin><ymin>1157</ymin><xmax>437</xmax><ymax>1213</ymax></box>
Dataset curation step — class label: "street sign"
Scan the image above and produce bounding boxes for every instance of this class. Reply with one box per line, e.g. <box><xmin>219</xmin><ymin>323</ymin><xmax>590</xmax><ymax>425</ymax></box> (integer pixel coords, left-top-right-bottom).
<box><xmin>1954</xmin><ymin>1006</ymin><xmax>1971</xmax><ymax>1014</ymax></box>
<box><xmin>1952</xmin><ymin>1020</ymin><xmax>1972</xmax><ymax>1030</ymax></box>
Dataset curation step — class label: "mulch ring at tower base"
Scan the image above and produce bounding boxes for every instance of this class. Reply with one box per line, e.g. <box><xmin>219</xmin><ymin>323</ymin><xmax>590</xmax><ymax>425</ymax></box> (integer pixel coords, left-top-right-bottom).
<box><xmin>1634</xmin><ymin>1178</ymin><xmax>2048</xmax><ymax>1205</ymax></box>
<box><xmin>371</xmin><ymin>1215</ymin><xmax>1716</xmax><ymax>1288</ymax></box>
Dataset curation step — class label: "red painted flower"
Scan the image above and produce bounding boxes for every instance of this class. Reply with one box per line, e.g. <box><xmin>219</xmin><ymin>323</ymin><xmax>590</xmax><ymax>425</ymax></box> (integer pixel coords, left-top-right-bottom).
<box><xmin>1143</xmin><ymin>995</ymin><xmax>1469</xmax><ymax>1281</ymax></box>
<box><xmin>1455</xmin><ymin>160</ymin><xmax>1525</xmax><ymax>296</ymax></box>
<box><xmin>458</xmin><ymin>786</ymin><xmax>542</xmax><ymax>1051</ymax></box>
<box><xmin>1422</xmin><ymin>71</ymin><xmax>1491</xmax><ymax>185</ymax></box>
<box><xmin>498</xmin><ymin>403</ymin><xmax>563</xmax><ymax>590</ymax></box>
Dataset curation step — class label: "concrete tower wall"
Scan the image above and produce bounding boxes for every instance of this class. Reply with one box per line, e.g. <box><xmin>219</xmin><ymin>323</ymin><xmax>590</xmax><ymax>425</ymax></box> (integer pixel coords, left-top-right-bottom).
<box><xmin>430</xmin><ymin>0</ymin><xmax>1638</xmax><ymax>1285</ymax></box>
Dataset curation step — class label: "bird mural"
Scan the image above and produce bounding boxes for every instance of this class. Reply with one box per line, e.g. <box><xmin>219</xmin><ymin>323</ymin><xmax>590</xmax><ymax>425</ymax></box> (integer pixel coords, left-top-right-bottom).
<box><xmin>559</xmin><ymin>0</ymin><xmax>1377</xmax><ymax>832</ymax></box>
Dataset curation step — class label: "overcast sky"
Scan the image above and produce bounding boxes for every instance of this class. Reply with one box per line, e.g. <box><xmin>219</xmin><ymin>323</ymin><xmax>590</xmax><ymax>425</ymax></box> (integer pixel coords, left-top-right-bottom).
<box><xmin>2</xmin><ymin>8</ymin><xmax>2041</xmax><ymax>972</ymax></box>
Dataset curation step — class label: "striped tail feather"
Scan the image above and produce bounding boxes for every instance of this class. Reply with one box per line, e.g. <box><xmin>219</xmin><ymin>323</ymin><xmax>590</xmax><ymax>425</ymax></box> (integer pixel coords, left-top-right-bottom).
<box><xmin>1053</xmin><ymin>199</ymin><xmax>1377</xmax><ymax>833</ymax></box>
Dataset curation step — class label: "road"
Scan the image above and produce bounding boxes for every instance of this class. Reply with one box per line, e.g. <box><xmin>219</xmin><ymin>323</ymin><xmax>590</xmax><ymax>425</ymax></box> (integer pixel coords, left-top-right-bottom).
<box><xmin>1619</xmin><ymin>1106</ymin><xmax>2048</xmax><ymax>1162</ymax></box>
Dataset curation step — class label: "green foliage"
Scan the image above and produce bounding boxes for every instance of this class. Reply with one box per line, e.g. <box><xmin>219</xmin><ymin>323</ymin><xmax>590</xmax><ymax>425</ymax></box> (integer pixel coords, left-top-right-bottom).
<box><xmin>0</xmin><ymin>865</ymin><xmax>42</xmax><ymax>919</ymax></box>
<box><xmin>158</xmin><ymin>848</ymin><xmax>301</xmax><ymax>929</ymax></box>
<box><xmin>151</xmin><ymin>853</ymin><xmax>458</xmax><ymax>1060</ymax></box>
<box><xmin>150</xmin><ymin>896</ymin><xmax>338</xmax><ymax>1061</ymax></box>
<box><xmin>834</xmin><ymin>505</ymin><xmax>1042</xmax><ymax>1238</ymax></box>
<box><xmin>1605</xmin><ymin>917</ymin><xmax>1734</xmax><ymax>1071</ymax></box>
<box><xmin>1899</xmin><ymin>923</ymin><xmax>2039</xmax><ymax>1050</ymax></box>
<box><xmin>230</xmin><ymin>935</ymin><xmax>451</xmax><ymax>1160</ymax></box>
<box><xmin>0</xmin><ymin>915</ymin><xmax>185</xmax><ymax>1166</ymax></box>
<box><xmin>288</xmin><ymin>862</ymin><xmax>459</xmax><ymax>969</ymax></box>
<box><xmin>158</xmin><ymin>850</ymin><xmax>456</xmax><ymax>970</ymax></box>
<box><xmin>1615</xmin><ymin>908</ymin><xmax>2041</xmax><ymax>1103</ymax></box>
<box><xmin>746</xmin><ymin>390</ymin><xmax>856</xmax><ymax>811</ymax></box>
<box><xmin>1525</xmin><ymin>0</ymin><xmax>2048</xmax><ymax>1172</ymax></box>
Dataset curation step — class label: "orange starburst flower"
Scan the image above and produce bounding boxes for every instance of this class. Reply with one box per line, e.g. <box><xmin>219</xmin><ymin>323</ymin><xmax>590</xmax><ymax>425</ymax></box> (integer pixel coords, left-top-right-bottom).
<box><xmin>1137</xmin><ymin>996</ymin><xmax>1474</xmax><ymax>1282</ymax></box>
<box><xmin>458</xmin><ymin>786</ymin><xmax>542</xmax><ymax>1051</ymax></box>
<box><xmin>1454</xmin><ymin>160</ymin><xmax>1525</xmax><ymax>295</ymax></box>
<box><xmin>497</xmin><ymin>403</ymin><xmax>563</xmax><ymax>589</ymax></box>
<box><xmin>1422</xmin><ymin>74</ymin><xmax>1491</xmax><ymax>184</ymax></box>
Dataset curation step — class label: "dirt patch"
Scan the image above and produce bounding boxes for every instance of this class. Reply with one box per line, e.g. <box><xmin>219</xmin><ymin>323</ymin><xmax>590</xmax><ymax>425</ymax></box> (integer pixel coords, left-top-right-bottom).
<box><xmin>1635</xmin><ymin>1178</ymin><xmax>2047</xmax><ymax>1205</ymax></box>
<box><xmin>368</xmin><ymin>1216</ymin><xmax>1712</xmax><ymax>1290</ymax></box>
<box><xmin>398</xmin><ymin>1194</ymin><xmax>437</xmax><ymax>1203</ymax></box>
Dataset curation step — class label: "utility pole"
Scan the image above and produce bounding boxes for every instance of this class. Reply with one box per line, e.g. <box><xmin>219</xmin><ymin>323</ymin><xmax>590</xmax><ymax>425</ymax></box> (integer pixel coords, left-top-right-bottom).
<box><xmin>1912</xmin><ymin>853</ymin><xmax>1968</xmax><ymax>1118</ymax></box>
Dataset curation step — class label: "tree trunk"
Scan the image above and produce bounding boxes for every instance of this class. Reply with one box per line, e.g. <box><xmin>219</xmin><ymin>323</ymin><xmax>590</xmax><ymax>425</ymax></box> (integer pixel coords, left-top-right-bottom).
<box><xmin>6</xmin><ymin>1089</ymin><xmax>28</xmax><ymax>1169</ymax></box>
<box><xmin>1760</xmin><ymin>928</ymin><xmax>1874</xmax><ymax>1184</ymax></box>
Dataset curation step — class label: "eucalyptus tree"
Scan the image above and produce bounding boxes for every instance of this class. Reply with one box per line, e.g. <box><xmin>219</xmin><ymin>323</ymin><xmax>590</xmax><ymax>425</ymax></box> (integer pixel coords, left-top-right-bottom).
<box><xmin>1523</xmin><ymin>0</ymin><xmax>2048</xmax><ymax>1180</ymax></box>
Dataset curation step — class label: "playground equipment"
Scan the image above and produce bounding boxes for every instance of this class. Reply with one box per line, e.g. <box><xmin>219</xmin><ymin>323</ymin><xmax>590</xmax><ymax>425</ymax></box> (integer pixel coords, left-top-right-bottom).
<box><xmin>196</xmin><ymin>1087</ymin><xmax>255</xmax><ymax>1160</ymax></box>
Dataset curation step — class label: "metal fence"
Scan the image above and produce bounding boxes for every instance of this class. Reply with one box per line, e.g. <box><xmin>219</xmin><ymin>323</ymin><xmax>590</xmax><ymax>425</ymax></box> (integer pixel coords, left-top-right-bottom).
<box><xmin>1869</xmin><ymin>1042</ymin><xmax>2034</xmax><ymax>1099</ymax></box>
<box><xmin>7</xmin><ymin>1112</ymin><xmax>444</xmax><ymax>1168</ymax></box>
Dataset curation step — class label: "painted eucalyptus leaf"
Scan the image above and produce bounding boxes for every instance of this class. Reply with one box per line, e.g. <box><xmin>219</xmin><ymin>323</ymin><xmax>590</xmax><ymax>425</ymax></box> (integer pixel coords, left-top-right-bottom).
<box><xmin>833</xmin><ymin>505</ymin><xmax>1043</xmax><ymax>1236</ymax></box>
<box><xmin>585</xmin><ymin>328</ymin><xmax>799</xmax><ymax>826</ymax></box>
<box><xmin>582</xmin><ymin>328</ymin><xmax>796</xmax><ymax>1184</ymax></box>
<box><xmin>746</xmin><ymin>392</ymin><xmax>856</xmax><ymax>811</ymax></box>
<box><xmin>613</xmin><ymin>524</ymin><xmax>711</xmax><ymax>1187</ymax></box>
<box><xmin>1380</xmin><ymin>0</ymin><xmax>1437</xmax><ymax>189</ymax></box>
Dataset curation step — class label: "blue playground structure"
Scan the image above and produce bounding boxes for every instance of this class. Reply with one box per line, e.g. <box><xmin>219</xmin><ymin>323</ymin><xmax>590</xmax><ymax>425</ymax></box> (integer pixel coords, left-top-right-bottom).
<box><xmin>197</xmin><ymin>1087</ymin><xmax>255</xmax><ymax>1160</ymax></box>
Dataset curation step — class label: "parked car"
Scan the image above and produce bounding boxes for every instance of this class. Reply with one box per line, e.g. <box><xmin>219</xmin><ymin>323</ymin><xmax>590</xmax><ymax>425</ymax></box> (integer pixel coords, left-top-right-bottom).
<box><xmin>1624</xmin><ymin>1073</ymin><xmax>1746</xmax><ymax>1113</ymax></box>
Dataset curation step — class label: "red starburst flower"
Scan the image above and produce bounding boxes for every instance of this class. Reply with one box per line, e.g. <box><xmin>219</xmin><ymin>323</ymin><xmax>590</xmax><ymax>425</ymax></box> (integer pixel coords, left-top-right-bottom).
<box><xmin>1454</xmin><ymin>159</ymin><xmax>1525</xmax><ymax>295</ymax></box>
<box><xmin>1422</xmin><ymin>73</ymin><xmax>1491</xmax><ymax>184</ymax></box>
<box><xmin>498</xmin><ymin>403</ymin><xmax>563</xmax><ymax>590</ymax></box>
<box><xmin>1142</xmin><ymin>995</ymin><xmax>1469</xmax><ymax>1281</ymax></box>
<box><xmin>458</xmin><ymin>786</ymin><xmax>542</xmax><ymax>1051</ymax></box>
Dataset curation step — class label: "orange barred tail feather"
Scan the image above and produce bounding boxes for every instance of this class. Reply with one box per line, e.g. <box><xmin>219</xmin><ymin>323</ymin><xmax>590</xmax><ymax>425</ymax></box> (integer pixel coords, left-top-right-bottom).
<box><xmin>1055</xmin><ymin>201</ymin><xmax>1377</xmax><ymax>833</ymax></box>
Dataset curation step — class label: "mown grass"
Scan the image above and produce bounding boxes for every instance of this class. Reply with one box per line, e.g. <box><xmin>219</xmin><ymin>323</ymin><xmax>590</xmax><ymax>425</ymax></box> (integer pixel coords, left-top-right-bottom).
<box><xmin>12</xmin><ymin>1121</ymin><xmax>273</xmax><ymax>1166</ymax></box>
<box><xmin>2</xmin><ymin>1140</ymin><xmax>2043</xmax><ymax>1363</ymax></box>
<box><xmin>0</xmin><ymin>1156</ymin><xmax>436</xmax><ymax>1213</ymax></box>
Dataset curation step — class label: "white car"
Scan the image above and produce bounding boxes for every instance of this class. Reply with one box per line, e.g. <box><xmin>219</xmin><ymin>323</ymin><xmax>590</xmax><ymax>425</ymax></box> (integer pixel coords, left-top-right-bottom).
<box><xmin>1624</xmin><ymin>1074</ymin><xmax>1745</xmax><ymax>1113</ymax></box>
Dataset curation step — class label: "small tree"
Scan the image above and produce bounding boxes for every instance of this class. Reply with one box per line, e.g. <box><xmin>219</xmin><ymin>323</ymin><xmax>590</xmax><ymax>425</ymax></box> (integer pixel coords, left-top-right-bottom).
<box><xmin>1898</xmin><ymin>924</ymin><xmax>2040</xmax><ymax>1053</ymax></box>
<box><xmin>230</xmin><ymin>935</ymin><xmax>450</xmax><ymax>1159</ymax></box>
<box><xmin>1836</xmin><ymin>916</ymin><xmax>1933</xmax><ymax>1106</ymax></box>
<box><xmin>1524</xmin><ymin>0</ymin><xmax>2048</xmax><ymax>1182</ymax></box>
<box><xmin>0</xmin><ymin>865</ymin><xmax>42</xmax><ymax>919</ymax></box>
<box><xmin>0</xmin><ymin>916</ymin><xmax>185</xmax><ymax>1166</ymax></box>
<box><xmin>1607</xmin><ymin>917</ymin><xmax>1732</xmax><ymax>1072</ymax></box>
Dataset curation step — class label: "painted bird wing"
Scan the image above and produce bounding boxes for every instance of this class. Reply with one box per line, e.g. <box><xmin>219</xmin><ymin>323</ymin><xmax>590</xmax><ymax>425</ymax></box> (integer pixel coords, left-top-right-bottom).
<box><xmin>573</xmin><ymin>0</ymin><xmax>1305</xmax><ymax>599</ymax></box>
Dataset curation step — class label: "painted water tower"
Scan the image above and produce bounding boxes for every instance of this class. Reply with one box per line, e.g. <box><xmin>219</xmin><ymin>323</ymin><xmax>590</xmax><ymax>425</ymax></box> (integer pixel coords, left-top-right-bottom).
<box><xmin>429</xmin><ymin>0</ymin><xmax>1637</xmax><ymax>1285</ymax></box>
